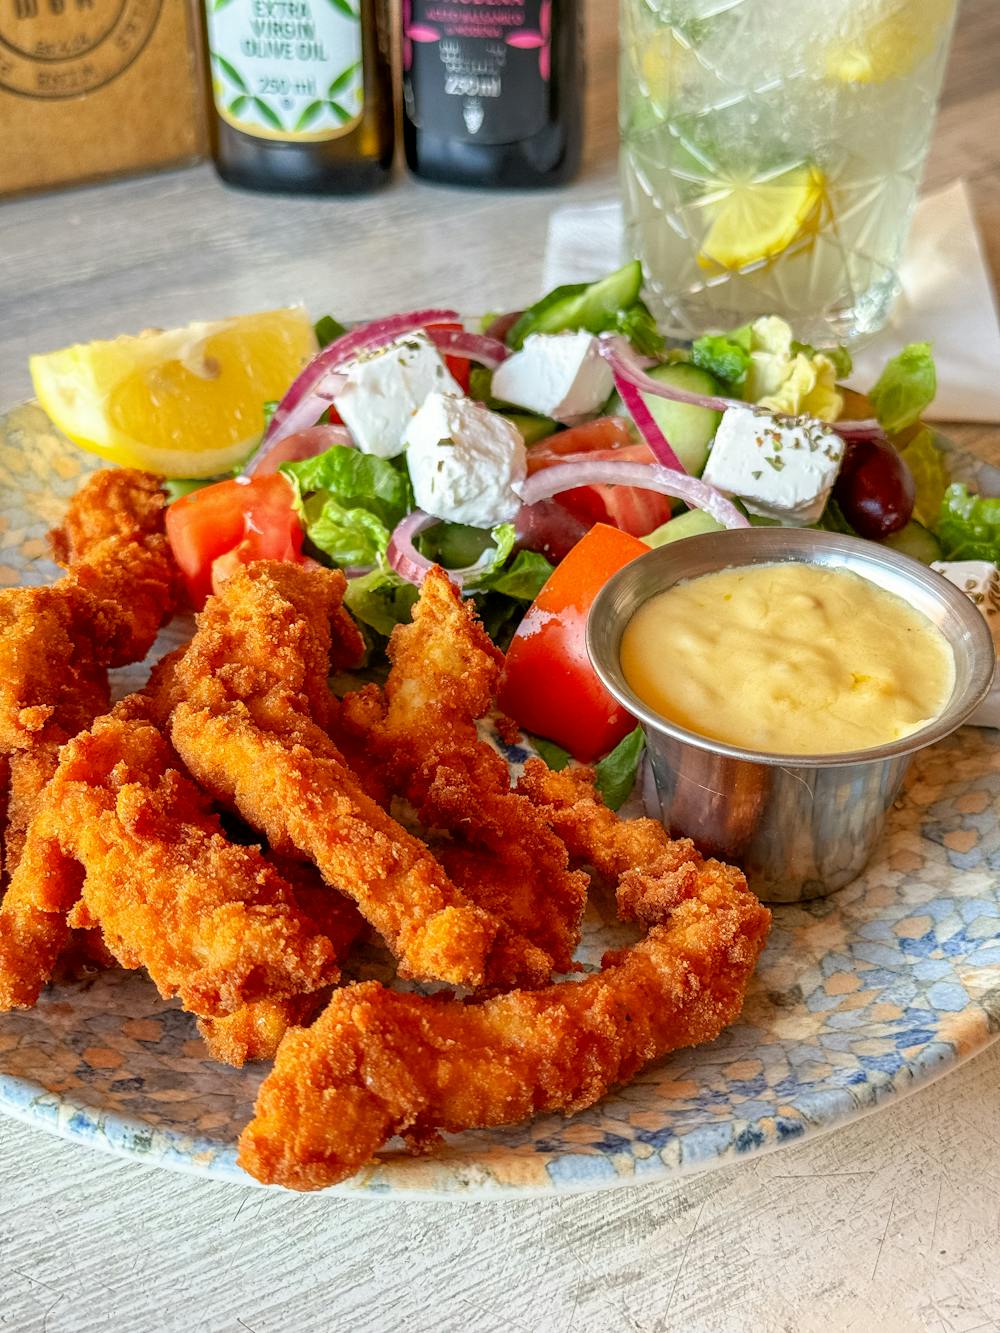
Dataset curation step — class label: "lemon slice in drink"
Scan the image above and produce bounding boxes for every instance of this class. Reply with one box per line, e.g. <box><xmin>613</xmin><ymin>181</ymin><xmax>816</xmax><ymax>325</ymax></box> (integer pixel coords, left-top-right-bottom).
<box><xmin>698</xmin><ymin>164</ymin><xmax>825</xmax><ymax>271</ymax></box>
<box><xmin>824</xmin><ymin>0</ymin><xmax>955</xmax><ymax>84</ymax></box>
<box><xmin>30</xmin><ymin>307</ymin><xmax>318</xmax><ymax>478</ymax></box>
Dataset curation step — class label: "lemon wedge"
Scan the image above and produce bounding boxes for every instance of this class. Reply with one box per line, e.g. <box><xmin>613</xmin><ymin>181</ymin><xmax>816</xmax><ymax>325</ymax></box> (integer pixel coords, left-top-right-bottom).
<box><xmin>824</xmin><ymin>0</ymin><xmax>955</xmax><ymax>84</ymax></box>
<box><xmin>698</xmin><ymin>164</ymin><xmax>825</xmax><ymax>271</ymax></box>
<box><xmin>30</xmin><ymin>307</ymin><xmax>318</xmax><ymax>478</ymax></box>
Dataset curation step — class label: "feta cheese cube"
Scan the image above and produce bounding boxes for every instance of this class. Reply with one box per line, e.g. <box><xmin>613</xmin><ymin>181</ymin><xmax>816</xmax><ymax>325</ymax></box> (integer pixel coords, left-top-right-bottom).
<box><xmin>405</xmin><ymin>393</ymin><xmax>527</xmax><ymax>529</ymax></box>
<box><xmin>931</xmin><ymin>559</ymin><xmax>1000</xmax><ymax>728</ymax></box>
<box><xmin>702</xmin><ymin>407</ymin><xmax>844</xmax><ymax>525</ymax></box>
<box><xmin>491</xmin><ymin>331</ymin><xmax>614</xmax><ymax>423</ymax></box>
<box><xmin>333</xmin><ymin>331</ymin><xmax>461</xmax><ymax>458</ymax></box>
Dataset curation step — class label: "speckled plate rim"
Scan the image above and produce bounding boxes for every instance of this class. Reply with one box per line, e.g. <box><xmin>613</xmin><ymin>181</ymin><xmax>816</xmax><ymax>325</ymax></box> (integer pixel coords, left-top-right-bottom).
<box><xmin>1</xmin><ymin>1011</ymin><xmax>997</xmax><ymax>1199</ymax></box>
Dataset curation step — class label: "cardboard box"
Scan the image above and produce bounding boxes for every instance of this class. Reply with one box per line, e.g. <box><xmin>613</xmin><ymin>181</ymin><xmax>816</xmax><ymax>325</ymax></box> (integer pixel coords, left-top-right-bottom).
<box><xmin>0</xmin><ymin>0</ymin><xmax>207</xmax><ymax>198</ymax></box>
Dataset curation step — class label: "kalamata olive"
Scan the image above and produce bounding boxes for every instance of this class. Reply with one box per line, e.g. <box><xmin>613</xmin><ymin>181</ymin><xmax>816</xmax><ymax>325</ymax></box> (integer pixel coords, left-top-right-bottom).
<box><xmin>833</xmin><ymin>437</ymin><xmax>915</xmax><ymax>540</ymax></box>
<box><xmin>514</xmin><ymin>500</ymin><xmax>589</xmax><ymax>564</ymax></box>
<box><xmin>485</xmin><ymin>310</ymin><xmax>525</xmax><ymax>343</ymax></box>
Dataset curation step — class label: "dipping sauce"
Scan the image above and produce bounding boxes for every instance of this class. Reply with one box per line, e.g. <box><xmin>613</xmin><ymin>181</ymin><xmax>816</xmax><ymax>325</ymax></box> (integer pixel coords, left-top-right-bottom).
<box><xmin>620</xmin><ymin>561</ymin><xmax>956</xmax><ymax>755</ymax></box>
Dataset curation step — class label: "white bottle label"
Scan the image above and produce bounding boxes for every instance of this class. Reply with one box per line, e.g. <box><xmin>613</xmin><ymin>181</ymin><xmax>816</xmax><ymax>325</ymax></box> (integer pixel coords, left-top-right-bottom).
<box><xmin>206</xmin><ymin>0</ymin><xmax>364</xmax><ymax>143</ymax></box>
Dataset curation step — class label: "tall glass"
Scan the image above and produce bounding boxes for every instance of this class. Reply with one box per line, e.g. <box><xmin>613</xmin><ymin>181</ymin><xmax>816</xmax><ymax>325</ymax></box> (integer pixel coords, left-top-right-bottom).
<box><xmin>619</xmin><ymin>0</ymin><xmax>958</xmax><ymax>344</ymax></box>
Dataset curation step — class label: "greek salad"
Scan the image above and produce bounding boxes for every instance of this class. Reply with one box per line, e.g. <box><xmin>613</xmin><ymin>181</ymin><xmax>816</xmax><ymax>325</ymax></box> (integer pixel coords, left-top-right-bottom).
<box><xmin>138</xmin><ymin>262</ymin><xmax>997</xmax><ymax>786</ymax></box>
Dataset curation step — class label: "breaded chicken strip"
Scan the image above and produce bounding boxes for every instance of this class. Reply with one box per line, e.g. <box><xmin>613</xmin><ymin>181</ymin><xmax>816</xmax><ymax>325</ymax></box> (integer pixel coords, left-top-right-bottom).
<box><xmin>238</xmin><ymin>859</ymin><xmax>771</xmax><ymax>1190</ymax></box>
<box><xmin>339</xmin><ymin>568</ymin><xmax>588</xmax><ymax>971</ymax></box>
<box><xmin>168</xmin><ymin>562</ymin><xmax>552</xmax><ymax>990</ymax></box>
<box><xmin>515</xmin><ymin>759</ymin><xmax>706</xmax><ymax>924</ymax></box>
<box><xmin>197</xmin><ymin>857</ymin><xmax>366</xmax><ymax>1067</ymax></box>
<box><xmin>0</xmin><ymin>709</ymin><xmax>339</xmax><ymax>1015</ymax></box>
<box><xmin>0</xmin><ymin>469</ymin><xmax>179</xmax><ymax>880</ymax></box>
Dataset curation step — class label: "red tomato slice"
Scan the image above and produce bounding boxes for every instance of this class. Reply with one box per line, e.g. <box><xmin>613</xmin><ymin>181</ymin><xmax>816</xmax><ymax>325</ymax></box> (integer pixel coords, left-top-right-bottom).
<box><xmin>527</xmin><ymin>418</ymin><xmax>672</xmax><ymax>538</ymax></box>
<box><xmin>165</xmin><ymin>474</ymin><xmax>304</xmax><ymax>609</ymax></box>
<box><xmin>498</xmin><ymin>523</ymin><xmax>649</xmax><ymax>763</ymax></box>
<box><xmin>426</xmin><ymin>320</ymin><xmax>471</xmax><ymax>395</ymax></box>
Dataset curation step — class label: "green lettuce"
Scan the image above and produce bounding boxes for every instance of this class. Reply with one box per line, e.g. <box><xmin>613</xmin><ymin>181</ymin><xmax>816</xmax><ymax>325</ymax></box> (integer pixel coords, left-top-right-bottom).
<box><xmin>344</xmin><ymin>568</ymin><xmax>420</xmax><ymax>638</ymax></box>
<box><xmin>899</xmin><ymin>428</ymin><xmax>950</xmax><ymax>528</ymax></box>
<box><xmin>281</xmin><ymin>446</ymin><xmax>412</xmax><ymax>568</ymax></box>
<box><xmin>869</xmin><ymin>342</ymin><xmax>936</xmax><ymax>434</ymax></box>
<box><xmin>937</xmin><ymin>484</ymin><xmax>1000</xmax><ymax>562</ymax></box>
<box><xmin>691</xmin><ymin>326</ymin><xmax>752</xmax><ymax>389</ymax></box>
<box><xmin>314</xmin><ymin>314</ymin><xmax>347</xmax><ymax>347</ymax></box>
<box><xmin>594</xmin><ymin>726</ymin><xmax>646</xmax><ymax>810</ymax></box>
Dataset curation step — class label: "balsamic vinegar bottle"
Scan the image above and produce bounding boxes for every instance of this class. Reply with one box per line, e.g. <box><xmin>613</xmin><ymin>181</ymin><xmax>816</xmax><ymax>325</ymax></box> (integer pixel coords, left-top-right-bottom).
<box><xmin>401</xmin><ymin>0</ymin><xmax>583</xmax><ymax>188</ymax></box>
<box><xmin>202</xmin><ymin>0</ymin><xmax>394</xmax><ymax>195</ymax></box>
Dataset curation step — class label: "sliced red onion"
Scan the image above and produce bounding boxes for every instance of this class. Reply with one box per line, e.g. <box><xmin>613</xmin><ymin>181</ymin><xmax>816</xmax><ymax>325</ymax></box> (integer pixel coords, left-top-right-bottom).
<box><xmin>387</xmin><ymin>510</ymin><xmax>517</xmax><ymax>590</ymax></box>
<box><xmin>425</xmin><ymin>327</ymin><xmax>510</xmax><ymax>368</ymax></box>
<box><xmin>602</xmin><ymin>333</ymin><xmax>886</xmax><ymax>445</ymax></box>
<box><xmin>516</xmin><ymin>460</ymin><xmax>750</xmax><ymax>531</ymax></box>
<box><xmin>246</xmin><ymin>424</ymin><xmax>354</xmax><ymax>477</ymax></box>
<box><xmin>600</xmin><ymin>335</ymin><xmax>742</xmax><ymax>414</ymax></box>
<box><xmin>611</xmin><ymin>372</ymin><xmax>686</xmax><ymax>473</ymax></box>
<box><xmin>257</xmin><ymin>308</ymin><xmax>460</xmax><ymax>459</ymax></box>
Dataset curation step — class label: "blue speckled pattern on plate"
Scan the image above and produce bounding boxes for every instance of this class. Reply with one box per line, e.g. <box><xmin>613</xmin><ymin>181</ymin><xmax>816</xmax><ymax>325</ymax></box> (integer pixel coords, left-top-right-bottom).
<box><xmin>0</xmin><ymin>403</ymin><xmax>998</xmax><ymax>1197</ymax></box>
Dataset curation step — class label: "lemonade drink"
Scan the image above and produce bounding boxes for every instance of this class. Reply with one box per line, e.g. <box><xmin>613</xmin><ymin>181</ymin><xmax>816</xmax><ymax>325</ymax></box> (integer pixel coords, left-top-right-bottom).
<box><xmin>620</xmin><ymin>0</ymin><xmax>958</xmax><ymax>343</ymax></box>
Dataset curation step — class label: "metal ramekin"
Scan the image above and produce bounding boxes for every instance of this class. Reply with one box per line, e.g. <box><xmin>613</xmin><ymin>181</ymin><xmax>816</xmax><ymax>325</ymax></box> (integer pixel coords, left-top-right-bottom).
<box><xmin>587</xmin><ymin>529</ymin><xmax>995</xmax><ymax>903</ymax></box>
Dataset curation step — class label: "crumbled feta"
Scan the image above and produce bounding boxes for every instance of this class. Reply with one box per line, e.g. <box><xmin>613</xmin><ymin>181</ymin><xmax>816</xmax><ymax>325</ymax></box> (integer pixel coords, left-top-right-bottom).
<box><xmin>491</xmin><ymin>331</ymin><xmax>614</xmax><ymax>423</ymax></box>
<box><xmin>404</xmin><ymin>392</ymin><xmax>526</xmax><ymax>529</ymax></box>
<box><xmin>931</xmin><ymin>559</ymin><xmax>1000</xmax><ymax>728</ymax></box>
<box><xmin>702</xmin><ymin>407</ymin><xmax>844</xmax><ymax>525</ymax></box>
<box><xmin>333</xmin><ymin>331</ymin><xmax>460</xmax><ymax>458</ymax></box>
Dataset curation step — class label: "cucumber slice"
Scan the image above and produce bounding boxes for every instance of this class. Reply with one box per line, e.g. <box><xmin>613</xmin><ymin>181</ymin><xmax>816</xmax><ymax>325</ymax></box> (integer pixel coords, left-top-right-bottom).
<box><xmin>882</xmin><ymin>520</ymin><xmax>942</xmax><ymax>565</ymax></box>
<box><xmin>507</xmin><ymin>261</ymin><xmax>644</xmax><ymax>349</ymax></box>
<box><xmin>504</xmin><ymin>413</ymin><xmax>558</xmax><ymax>445</ymax></box>
<box><xmin>645</xmin><ymin>509</ymin><xmax>725</xmax><ymax>547</ymax></box>
<box><xmin>609</xmin><ymin>362</ymin><xmax>722</xmax><ymax>476</ymax></box>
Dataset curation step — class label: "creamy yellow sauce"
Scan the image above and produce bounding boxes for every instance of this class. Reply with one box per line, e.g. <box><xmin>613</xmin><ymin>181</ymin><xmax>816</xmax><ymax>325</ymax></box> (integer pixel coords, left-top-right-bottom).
<box><xmin>620</xmin><ymin>562</ymin><xmax>955</xmax><ymax>755</ymax></box>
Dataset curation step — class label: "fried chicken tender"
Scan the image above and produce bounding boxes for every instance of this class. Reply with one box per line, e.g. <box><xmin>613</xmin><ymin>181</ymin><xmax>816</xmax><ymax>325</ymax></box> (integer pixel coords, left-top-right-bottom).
<box><xmin>339</xmin><ymin>568</ymin><xmax>588</xmax><ymax>971</ymax></box>
<box><xmin>515</xmin><ymin>759</ymin><xmax>709</xmax><ymax>925</ymax></box>
<box><xmin>238</xmin><ymin>860</ymin><xmax>771</xmax><ymax>1190</ymax></box>
<box><xmin>0</xmin><ymin>709</ymin><xmax>339</xmax><ymax>1015</ymax></box>
<box><xmin>0</xmin><ymin>469</ymin><xmax>179</xmax><ymax>930</ymax></box>
<box><xmin>197</xmin><ymin>857</ymin><xmax>366</xmax><ymax>1067</ymax></box>
<box><xmin>167</xmin><ymin>562</ymin><xmax>552</xmax><ymax>990</ymax></box>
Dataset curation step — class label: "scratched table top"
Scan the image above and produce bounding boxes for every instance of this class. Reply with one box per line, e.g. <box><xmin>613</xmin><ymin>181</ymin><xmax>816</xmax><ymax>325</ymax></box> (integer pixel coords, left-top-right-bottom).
<box><xmin>2</xmin><ymin>1</ymin><xmax>1000</xmax><ymax>1328</ymax></box>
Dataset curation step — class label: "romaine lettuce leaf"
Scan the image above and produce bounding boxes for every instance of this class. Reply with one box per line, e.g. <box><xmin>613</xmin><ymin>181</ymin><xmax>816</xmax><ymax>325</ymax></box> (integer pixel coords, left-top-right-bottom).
<box><xmin>301</xmin><ymin>493</ymin><xmax>392</xmax><ymax>567</ymax></box>
<box><xmin>898</xmin><ymin>428</ymin><xmax>949</xmax><ymax>528</ymax></box>
<box><xmin>868</xmin><ymin>342</ymin><xmax>936</xmax><ymax>434</ymax></box>
<box><xmin>282</xmin><ymin>446</ymin><xmax>412</xmax><ymax>531</ymax></box>
<box><xmin>936</xmin><ymin>484</ymin><xmax>1000</xmax><ymax>562</ymax></box>
<box><xmin>344</xmin><ymin>569</ymin><xmax>420</xmax><ymax>638</ymax></box>
<box><xmin>691</xmin><ymin>326</ymin><xmax>752</xmax><ymax>389</ymax></box>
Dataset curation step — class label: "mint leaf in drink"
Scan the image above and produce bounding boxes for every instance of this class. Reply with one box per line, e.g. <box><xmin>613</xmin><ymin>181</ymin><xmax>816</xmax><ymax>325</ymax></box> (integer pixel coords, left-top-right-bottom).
<box><xmin>869</xmin><ymin>342</ymin><xmax>936</xmax><ymax>434</ymax></box>
<box><xmin>936</xmin><ymin>483</ymin><xmax>1000</xmax><ymax>562</ymax></box>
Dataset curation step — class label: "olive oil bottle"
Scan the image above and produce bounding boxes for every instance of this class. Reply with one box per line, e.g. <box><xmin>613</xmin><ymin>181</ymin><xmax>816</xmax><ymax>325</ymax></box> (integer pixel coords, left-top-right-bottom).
<box><xmin>202</xmin><ymin>0</ymin><xmax>393</xmax><ymax>194</ymax></box>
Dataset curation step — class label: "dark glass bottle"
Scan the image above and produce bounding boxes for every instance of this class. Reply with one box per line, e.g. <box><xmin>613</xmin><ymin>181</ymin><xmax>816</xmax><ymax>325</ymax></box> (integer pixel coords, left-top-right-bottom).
<box><xmin>202</xmin><ymin>0</ymin><xmax>393</xmax><ymax>195</ymax></box>
<box><xmin>401</xmin><ymin>0</ymin><xmax>582</xmax><ymax>189</ymax></box>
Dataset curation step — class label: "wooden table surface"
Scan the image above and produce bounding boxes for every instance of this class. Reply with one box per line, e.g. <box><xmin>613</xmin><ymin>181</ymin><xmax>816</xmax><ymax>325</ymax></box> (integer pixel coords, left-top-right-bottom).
<box><xmin>2</xmin><ymin>3</ymin><xmax>999</xmax><ymax>1330</ymax></box>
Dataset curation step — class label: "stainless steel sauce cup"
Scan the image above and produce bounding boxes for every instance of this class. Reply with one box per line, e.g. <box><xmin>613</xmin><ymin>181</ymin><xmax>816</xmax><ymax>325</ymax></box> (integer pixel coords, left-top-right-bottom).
<box><xmin>587</xmin><ymin>529</ymin><xmax>995</xmax><ymax>903</ymax></box>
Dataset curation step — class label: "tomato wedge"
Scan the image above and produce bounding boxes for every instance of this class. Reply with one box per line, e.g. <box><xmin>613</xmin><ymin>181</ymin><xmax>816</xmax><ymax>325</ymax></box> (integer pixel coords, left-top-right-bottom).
<box><xmin>527</xmin><ymin>417</ymin><xmax>672</xmax><ymax>538</ymax></box>
<box><xmin>427</xmin><ymin>320</ymin><xmax>472</xmax><ymax>394</ymax></box>
<box><xmin>165</xmin><ymin>474</ymin><xmax>304</xmax><ymax>609</ymax></box>
<box><xmin>498</xmin><ymin>523</ymin><xmax>649</xmax><ymax>762</ymax></box>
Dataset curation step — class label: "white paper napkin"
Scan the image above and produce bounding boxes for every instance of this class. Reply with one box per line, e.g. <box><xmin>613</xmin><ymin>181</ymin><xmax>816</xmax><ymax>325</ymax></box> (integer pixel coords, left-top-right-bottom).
<box><xmin>543</xmin><ymin>180</ymin><xmax>1000</xmax><ymax>424</ymax></box>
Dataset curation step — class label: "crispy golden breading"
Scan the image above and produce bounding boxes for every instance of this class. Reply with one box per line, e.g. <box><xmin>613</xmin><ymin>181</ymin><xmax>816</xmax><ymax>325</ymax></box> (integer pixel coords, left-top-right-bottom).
<box><xmin>0</xmin><ymin>711</ymin><xmax>339</xmax><ymax>1015</ymax></box>
<box><xmin>516</xmin><ymin>760</ymin><xmax>710</xmax><ymax>925</ymax></box>
<box><xmin>238</xmin><ymin>861</ymin><xmax>771</xmax><ymax>1190</ymax></box>
<box><xmin>0</xmin><ymin>468</ymin><xmax>178</xmax><ymax>964</ymax></box>
<box><xmin>198</xmin><ymin>857</ymin><xmax>367</xmax><ymax>1066</ymax></box>
<box><xmin>339</xmin><ymin>568</ymin><xmax>588</xmax><ymax>972</ymax></box>
<box><xmin>167</xmin><ymin>563</ymin><xmax>552</xmax><ymax>990</ymax></box>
